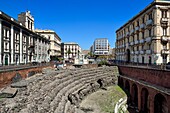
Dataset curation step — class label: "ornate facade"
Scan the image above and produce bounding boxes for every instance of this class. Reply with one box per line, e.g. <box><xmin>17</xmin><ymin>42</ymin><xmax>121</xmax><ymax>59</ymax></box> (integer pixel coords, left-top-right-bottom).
<box><xmin>0</xmin><ymin>11</ymin><xmax>50</xmax><ymax>65</ymax></box>
<box><xmin>116</xmin><ymin>0</ymin><xmax>170</xmax><ymax>64</ymax></box>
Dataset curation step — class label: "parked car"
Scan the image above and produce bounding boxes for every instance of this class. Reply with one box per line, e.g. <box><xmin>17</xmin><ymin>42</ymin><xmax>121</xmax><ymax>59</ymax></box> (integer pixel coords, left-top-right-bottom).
<box><xmin>166</xmin><ymin>62</ymin><xmax>170</xmax><ymax>69</ymax></box>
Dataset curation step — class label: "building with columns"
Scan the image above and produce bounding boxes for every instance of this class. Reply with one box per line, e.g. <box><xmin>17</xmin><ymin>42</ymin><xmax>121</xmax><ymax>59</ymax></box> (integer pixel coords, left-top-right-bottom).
<box><xmin>0</xmin><ymin>11</ymin><xmax>50</xmax><ymax>66</ymax></box>
<box><xmin>116</xmin><ymin>0</ymin><xmax>170</xmax><ymax>65</ymax></box>
<box><xmin>35</xmin><ymin>29</ymin><xmax>61</xmax><ymax>60</ymax></box>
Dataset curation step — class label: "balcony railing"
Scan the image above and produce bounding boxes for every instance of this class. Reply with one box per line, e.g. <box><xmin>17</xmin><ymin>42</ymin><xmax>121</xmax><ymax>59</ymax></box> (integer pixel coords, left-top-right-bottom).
<box><xmin>145</xmin><ymin>37</ymin><xmax>152</xmax><ymax>43</ymax></box>
<box><xmin>161</xmin><ymin>36</ymin><xmax>169</xmax><ymax>42</ymax></box>
<box><xmin>139</xmin><ymin>39</ymin><xmax>145</xmax><ymax>44</ymax></box>
<box><xmin>134</xmin><ymin>40</ymin><xmax>139</xmax><ymax>45</ymax></box>
<box><xmin>146</xmin><ymin>19</ymin><xmax>153</xmax><ymax>27</ymax></box>
<box><xmin>146</xmin><ymin>50</ymin><xmax>152</xmax><ymax>54</ymax></box>
<box><xmin>135</xmin><ymin>26</ymin><xmax>139</xmax><ymax>33</ymax></box>
<box><xmin>140</xmin><ymin>23</ymin><xmax>145</xmax><ymax>30</ymax></box>
<box><xmin>126</xmin><ymin>43</ymin><xmax>129</xmax><ymax>47</ymax></box>
<box><xmin>140</xmin><ymin>50</ymin><xmax>145</xmax><ymax>54</ymax></box>
<box><xmin>161</xmin><ymin>49</ymin><xmax>170</xmax><ymax>55</ymax></box>
<box><xmin>126</xmin><ymin>32</ymin><xmax>130</xmax><ymax>37</ymax></box>
<box><xmin>130</xmin><ymin>42</ymin><xmax>134</xmax><ymax>46</ymax></box>
<box><xmin>161</xmin><ymin>17</ymin><xmax>168</xmax><ymax>24</ymax></box>
<box><xmin>135</xmin><ymin>51</ymin><xmax>139</xmax><ymax>54</ymax></box>
<box><xmin>130</xmin><ymin>29</ymin><xmax>134</xmax><ymax>35</ymax></box>
<box><xmin>131</xmin><ymin>51</ymin><xmax>134</xmax><ymax>55</ymax></box>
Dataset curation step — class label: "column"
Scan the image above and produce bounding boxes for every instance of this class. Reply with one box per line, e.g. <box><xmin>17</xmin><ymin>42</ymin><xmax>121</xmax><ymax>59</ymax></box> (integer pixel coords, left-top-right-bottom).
<box><xmin>20</xmin><ymin>29</ymin><xmax>23</xmax><ymax>63</ymax></box>
<box><xmin>40</xmin><ymin>39</ymin><xmax>42</xmax><ymax>62</ymax></box>
<box><xmin>28</xmin><ymin>36</ymin><xmax>30</xmax><ymax>63</ymax></box>
<box><xmin>11</xmin><ymin>25</ymin><xmax>14</xmax><ymax>64</ymax></box>
<box><xmin>0</xmin><ymin>19</ymin><xmax>2</xmax><ymax>65</ymax></box>
<box><xmin>36</xmin><ymin>38</ymin><xmax>39</xmax><ymax>62</ymax></box>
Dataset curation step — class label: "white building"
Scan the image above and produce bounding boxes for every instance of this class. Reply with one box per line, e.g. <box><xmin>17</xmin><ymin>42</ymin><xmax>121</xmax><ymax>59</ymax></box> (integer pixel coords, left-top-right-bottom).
<box><xmin>61</xmin><ymin>42</ymin><xmax>82</xmax><ymax>63</ymax></box>
<box><xmin>92</xmin><ymin>38</ymin><xmax>110</xmax><ymax>56</ymax></box>
<box><xmin>0</xmin><ymin>11</ymin><xmax>50</xmax><ymax>65</ymax></box>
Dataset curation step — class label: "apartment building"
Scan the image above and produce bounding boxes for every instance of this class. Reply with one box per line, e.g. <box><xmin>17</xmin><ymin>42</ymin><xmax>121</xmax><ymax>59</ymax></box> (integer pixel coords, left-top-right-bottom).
<box><xmin>92</xmin><ymin>38</ymin><xmax>110</xmax><ymax>56</ymax></box>
<box><xmin>0</xmin><ymin>11</ymin><xmax>50</xmax><ymax>65</ymax></box>
<box><xmin>116</xmin><ymin>0</ymin><xmax>170</xmax><ymax>64</ymax></box>
<box><xmin>61</xmin><ymin>42</ymin><xmax>81</xmax><ymax>62</ymax></box>
<box><xmin>35</xmin><ymin>29</ymin><xmax>61</xmax><ymax>60</ymax></box>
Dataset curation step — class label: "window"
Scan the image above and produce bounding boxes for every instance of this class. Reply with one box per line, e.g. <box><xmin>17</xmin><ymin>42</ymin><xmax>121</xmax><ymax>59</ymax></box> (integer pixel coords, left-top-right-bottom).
<box><xmin>162</xmin><ymin>10</ymin><xmax>167</xmax><ymax>18</ymax></box>
<box><xmin>3</xmin><ymin>29</ymin><xmax>6</xmax><ymax>37</ymax></box>
<box><xmin>163</xmin><ymin>28</ymin><xmax>167</xmax><ymax>36</ymax></box>
<box><xmin>149</xmin><ymin>29</ymin><xmax>152</xmax><ymax>37</ymax></box>
<box><xmin>5</xmin><ymin>42</ymin><xmax>8</xmax><ymax>50</ymax></box>
<box><xmin>149</xmin><ymin>13</ymin><xmax>152</xmax><ymax>20</ymax></box>
<box><xmin>142</xmin><ymin>16</ymin><xmax>145</xmax><ymax>23</ymax></box>
<box><xmin>142</xmin><ymin>32</ymin><xmax>145</xmax><ymax>39</ymax></box>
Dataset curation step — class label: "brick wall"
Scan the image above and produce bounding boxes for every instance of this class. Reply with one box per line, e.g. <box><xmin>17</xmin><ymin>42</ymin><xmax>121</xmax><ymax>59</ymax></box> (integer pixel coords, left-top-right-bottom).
<box><xmin>118</xmin><ymin>66</ymin><xmax>170</xmax><ymax>88</ymax></box>
<box><xmin>0</xmin><ymin>65</ymin><xmax>53</xmax><ymax>88</ymax></box>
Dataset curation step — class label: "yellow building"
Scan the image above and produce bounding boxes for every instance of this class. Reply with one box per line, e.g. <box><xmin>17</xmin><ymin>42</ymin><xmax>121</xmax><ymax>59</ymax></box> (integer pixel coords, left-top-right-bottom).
<box><xmin>35</xmin><ymin>29</ymin><xmax>61</xmax><ymax>59</ymax></box>
<box><xmin>116</xmin><ymin>0</ymin><xmax>170</xmax><ymax>65</ymax></box>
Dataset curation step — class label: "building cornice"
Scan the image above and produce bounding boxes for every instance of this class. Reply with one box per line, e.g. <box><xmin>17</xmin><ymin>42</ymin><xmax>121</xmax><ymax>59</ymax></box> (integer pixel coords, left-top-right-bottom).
<box><xmin>116</xmin><ymin>1</ymin><xmax>170</xmax><ymax>33</ymax></box>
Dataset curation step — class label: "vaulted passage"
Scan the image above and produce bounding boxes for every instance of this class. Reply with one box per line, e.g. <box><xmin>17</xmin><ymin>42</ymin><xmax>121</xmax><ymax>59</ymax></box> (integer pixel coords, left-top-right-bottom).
<box><xmin>154</xmin><ymin>93</ymin><xmax>168</xmax><ymax>113</ymax></box>
<box><xmin>141</xmin><ymin>88</ymin><xmax>149</xmax><ymax>113</ymax></box>
<box><xmin>131</xmin><ymin>84</ymin><xmax>138</xmax><ymax>107</ymax></box>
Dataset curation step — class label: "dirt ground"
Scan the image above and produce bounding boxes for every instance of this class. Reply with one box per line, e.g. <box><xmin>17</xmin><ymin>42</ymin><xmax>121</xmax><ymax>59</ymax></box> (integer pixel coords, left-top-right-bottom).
<box><xmin>79</xmin><ymin>85</ymin><xmax>128</xmax><ymax>113</ymax></box>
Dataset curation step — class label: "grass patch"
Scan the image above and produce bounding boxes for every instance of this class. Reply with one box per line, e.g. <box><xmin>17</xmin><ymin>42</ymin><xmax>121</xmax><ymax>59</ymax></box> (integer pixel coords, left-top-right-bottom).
<box><xmin>96</xmin><ymin>85</ymin><xmax>127</xmax><ymax>113</ymax></box>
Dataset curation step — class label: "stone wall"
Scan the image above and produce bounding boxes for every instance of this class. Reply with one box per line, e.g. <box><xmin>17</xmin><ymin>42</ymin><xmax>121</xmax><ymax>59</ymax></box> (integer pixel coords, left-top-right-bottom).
<box><xmin>118</xmin><ymin>66</ymin><xmax>170</xmax><ymax>88</ymax></box>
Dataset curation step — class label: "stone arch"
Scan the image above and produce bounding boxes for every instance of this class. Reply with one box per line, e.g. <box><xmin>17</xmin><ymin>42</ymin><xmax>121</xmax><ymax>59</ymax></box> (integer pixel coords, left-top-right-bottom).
<box><xmin>131</xmin><ymin>83</ymin><xmax>138</xmax><ymax>107</ymax></box>
<box><xmin>154</xmin><ymin>93</ymin><xmax>168</xmax><ymax>113</ymax></box>
<box><xmin>118</xmin><ymin>77</ymin><xmax>124</xmax><ymax>87</ymax></box>
<box><xmin>125</xmin><ymin>80</ymin><xmax>130</xmax><ymax>92</ymax></box>
<box><xmin>141</xmin><ymin>88</ymin><xmax>149</xmax><ymax>113</ymax></box>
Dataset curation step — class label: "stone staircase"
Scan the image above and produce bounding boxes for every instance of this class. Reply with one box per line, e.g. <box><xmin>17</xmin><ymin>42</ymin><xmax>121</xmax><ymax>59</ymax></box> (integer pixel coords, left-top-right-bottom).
<box><xmin>0</xmin><ymin>66</ymin><xmax>118</xmax><ymax>113</ymax></box>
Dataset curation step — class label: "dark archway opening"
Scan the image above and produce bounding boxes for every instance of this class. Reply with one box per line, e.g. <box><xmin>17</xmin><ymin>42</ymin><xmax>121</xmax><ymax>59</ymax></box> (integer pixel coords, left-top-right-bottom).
<box><xmin>141</xmin><ymin>88</ymin><xmax>149</xmax><ymax>113</ymax></box>
<box><xmin>125</xmin><ymin>80</ymin><xmax>130</xmax><ymax>104</ymax></box>
<box><xmin>132</xmin><ymin>84</ymin><xmax>138</xmax><ymax>107</ymax></box>
<box><xmin>154</xmin><ymin>93</ymin><xmax>168</xmax><ymax>113</ymax></box>
<box><xmin>118</xmin><ymin>77</ymin><xmax>123</xmax><ymax>87</ymax></box>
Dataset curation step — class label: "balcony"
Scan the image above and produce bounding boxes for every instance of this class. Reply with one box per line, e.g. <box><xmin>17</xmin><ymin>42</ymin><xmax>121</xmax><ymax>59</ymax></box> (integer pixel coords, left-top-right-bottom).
<box><xmin>139</xmin><ymin>39</ymin><xmax>145</xmax><ymax>44</ymax></box>
<box><xmin>130</xmin><ymin>42</ymin><xmax>134</xmax><ymax>46</ymax></box>
<box><xmin>161</xmin><ymin>17</ymin><xmax>168</xmax><ymax>24</ymax></box>
<box><xmin>134</xmin><ymin>40</ymin><xmax>139</xmax><ymax>45</ymax></box>
<box><xmin>135</xmin><ymin>26</ymin><xmax>139</xmax><ymax>33</ymax></box>
<box><xmin>126</xmin><ymin>32</ymin><xmax>130</xmax><ymax>37</ymax></box>
<box><xmin>146</xmin><ymin>19</ymin><xmax>153</xmax><ymax>27</ymax></box>
<box><xmin>135</xmin><ymin>51</ymin><xmax>139</xmax><ymax>55</ymax></box>
<box><xmin>140</xmin><ymin>23</ymin><xmax>145</xmax><ymax>30</ymax></box>
<box><xmin>161</xmin><ymin>49</ymin><xmax>170</xmax><ymax>55</ymax></box>
<box><xmin>130</xmin><ymin>29</ymin><xmax>134</xmax><ymax>35</ymax></box>
<box><xmin>126</xmin><ymin>43</ymin><xmax>129</xmax><ymax>47</ymax></box>
<box><xmin>131</xmin><ymin>51</ymin><xmax>134</xmax><ymax>55</ymax></box>
<box><xmin>161</xmin><ymin>36</ymin><xmax>169</xmax><ymax>42</ymax></box>
<box><xmin>146</xmin><ymin>50</ymin><xmax>152</xmax><ymax>54</ymax></box>
<box><xmin>145</xmin><ymin>37</ymin><xmax>152</xmax><ymax>43</ymax></box>
<box><xmin>140</xmin><ymin>50</ymin><xmax>145</xmax><ymax>54</ymax></box>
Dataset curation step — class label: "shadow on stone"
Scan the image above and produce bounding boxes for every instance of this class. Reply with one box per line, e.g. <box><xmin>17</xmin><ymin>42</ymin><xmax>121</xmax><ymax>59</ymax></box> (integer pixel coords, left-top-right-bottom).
<box><xmin>27</xmin><ymin>71</ymin><xmax>35</xmax><ymax>77</ymax></box>
<box><xmin>80</xmin><ymin>107</ymin><xmax>94</xmax><ymax>112</ymax></box>
<box><xmin>12</xmin><ymin>73</ymin><xmax>22</xmax><ymax>83</ymax></box>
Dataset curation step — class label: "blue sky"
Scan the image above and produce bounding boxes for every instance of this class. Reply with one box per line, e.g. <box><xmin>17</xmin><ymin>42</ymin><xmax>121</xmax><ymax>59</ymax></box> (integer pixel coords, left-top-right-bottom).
<box><xmin>0</xmin><ymin>0</ymin><xmax>153</xmax><ymax>50</ymax></box>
